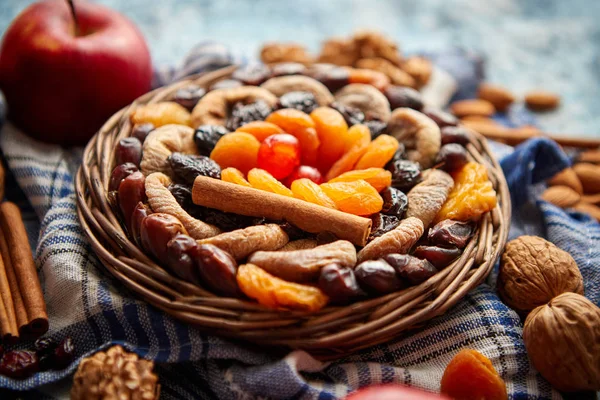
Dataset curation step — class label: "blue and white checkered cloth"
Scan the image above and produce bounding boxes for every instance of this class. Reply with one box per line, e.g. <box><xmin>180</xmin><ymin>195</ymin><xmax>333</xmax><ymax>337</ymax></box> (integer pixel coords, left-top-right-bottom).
<box><xmin>0</xmin><ymin>42</ymin><xmax>598</xmax><ymax>400</ymax></box>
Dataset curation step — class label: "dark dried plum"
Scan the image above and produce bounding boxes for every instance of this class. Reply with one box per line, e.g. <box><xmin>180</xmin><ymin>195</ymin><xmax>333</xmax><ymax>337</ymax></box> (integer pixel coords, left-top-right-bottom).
<box><xmin>316</xmin><ymin>231</ymin><xmax>338</xmax><ymax>245</ymax></box>
<box><xmin>389</xmin><ymin>145</ymin><xmax>407</xmax><ymax>163</ymax></box>
<box><xmin>428</xmin><ymin>220</ymin><xmax>474</xmax><ymax>249</ymax></box>
<box><xmin>53</xmin><ymin>337</ymin><xmax>75</xmax><ymax>369</ymax></box>
<box><xmin>210</xmin><ymin>79</ymin><xmax>243</xmax><ymax>91</ymax></box>
<box><xmin>109</xmin><ymin>162</ymin><xmax>138</xmax><ymax>192</ymax></box>
<box><xmin>169</xmin><ymin>152</ymin><xmax>221</xmax><ymax>184</ymax></box>
<box><xmin>368</xmin><ymin>213</ymin><xmax>400</xmax><ymax>241</ymax></box>
<box><xmin>310</xmin><ymin>66</ymin><xmax>349</xmax><ymax>92</ymax></box>
<box><xmin>166</xmin><ymin>234</ymin><xmax>201</xmax><ymax>284</ymax></box>
<box><xmin>194</xmin><ymin>125</ymin><xmax>229</xmax><ymax>156</ymax></box>
<box><xmin>422</xmin><ymin>107</ymin><xmax>458</xmax><ymax>128</ymax></box>
<box><xmin>355</xmin><ymin>259</ymin><xmax>404</xmax><ymax>294</ymax></box>
<box><xmin>201</xmin><ymin>208</ymin><xmax>255</xmax><ymax>232</ymax></box>
<box><xmin>276</xmin><ymin>91</ymin><xmax>318</xmax><ymax>114</ymax></box>
<box><xmin>435</xmin><ymin>143</ymin><xmax>468</xmax><ymax>172</ymax></box>
<box><xmin>318</xmin><ymin>263</ymin><xmax>366</xmax><ymax>304</ymax></box>
<box><xmin>364</xmin><ymin>119</ymin><xmax>388</xmax><ymax>139</ymax></box>
<box><xmin>329</xmin><ymin>102</ymin><xmax>365</xmax><ymax>126</ymax></box>
<box><xmin>168</xmin><ymin>183</ymin><xmax>194</xmax><ymax>209</ymax></box>
<box><xmin>0</xmin><ymin>350</ymin><xmax>39</xmax><ymax>378</ymax></box>
<box><xmin>271</xmin><ymin>62</ymin><xmax>306</xmax><ymax>77</ymax></box>
<box><xmin>441</xmin><ymin>126</ymin><xmax>471</xmax><ymax>146</ymax></box>
<box><xmin>386</xmin><ymin>159</ymin><xmax>422</xmax><ymax>192</ymax></box>
<box><xmin>131</xmin><ymin>123</ymin><xmax>155</xmax><ymax>143</ymax></box>
<box><xmin>278</xmin><ymin>221</ymin><xmax>309</xmax><ymax>240</ymax></box>
<box><xmin>384</xmin><ymin>86</ymin><xmax>424</xmax><ymax>111</ymax></box>
<box><xmin>116</xmin><ymin>137</ymin><xmax>142</xmax><ymax>166</ymax></box>
<box><xmin>232</xmin><ymin>64</ymin><xmax>271</xmax><ymax>86</ymax></box>
<box><xmin>382</xmin><ymin>253</ymin><xmax>437</xmax><ymax>285</ymax></box>
<box><xmin>226</xmin><ymin>100</ymin><xmax>272</xmax><ymax>131</ymax></box>
<box><xmin>34</xmin><ymin>337</ymin><xmax>58</xmax><ymax>358</ymax></box>
<box><xmin>172</xmin><ymin>84</ymin><xmax>206</xmax><ymax>111</ymax></box>
<box><xmin>413</xmin><ymin>245</ymin><xmax>462</xmax><ymax>269</ymax></box>
<box><xmin>380</xmin><ymin>187</ymin><xmax>408</xmax><ymax>219</ymax></box>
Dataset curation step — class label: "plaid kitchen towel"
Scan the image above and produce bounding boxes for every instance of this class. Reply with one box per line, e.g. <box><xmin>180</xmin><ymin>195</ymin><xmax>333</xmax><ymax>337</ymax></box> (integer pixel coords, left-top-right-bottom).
<box><xmin>0</xmin><ymin>42</ymin><xmax>597</xmax><ymax>400</ymax></box>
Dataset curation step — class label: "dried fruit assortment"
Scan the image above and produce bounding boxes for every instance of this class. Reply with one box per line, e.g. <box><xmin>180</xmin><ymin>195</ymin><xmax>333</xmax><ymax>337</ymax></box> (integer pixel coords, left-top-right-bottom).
<box><xmin>112</xmin><ymin>53</ymin><xmax>500</xmax><ymax>313</ymax></box>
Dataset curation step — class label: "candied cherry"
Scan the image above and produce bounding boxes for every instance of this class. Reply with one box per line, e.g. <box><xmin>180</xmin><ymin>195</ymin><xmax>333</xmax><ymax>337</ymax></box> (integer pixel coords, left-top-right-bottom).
<box><xmin>257</xmin><ymin>134</ymin><xmax>301</xmax><ymax>179</ymax></box>
<box><xmin>236</xmin><ymin>121</ymin><xmax>283</xmax><ymax>142</ymax></box>
<box><xmin>284</xmin><ymin>165</ymin><xmax>323</xmax><ymax>186</ymax></box>
<box><xmin>321</xmin><ymin>180</ymin><xmax>383</xmax><ymax>215</ymax></box>
<box><xmin>266</xmin><ymin>109</ymin><xmax>320</xmax><ymax>166</ymax></box>
<box><xmin>310</xmin><ymin>107</ymin><xmax>349</xmax><ymax>172</ymax></box>
<box><xmin>329</xmin><ymin>168</ymin><xmax>392</xmax><ymax>192</ymax></box>
<box><xmin>291</xmin><ymin>178</ymin><xmax>337</xmax><ymax>209</ymax></box>
<box><xmin>210</xmin><ymin>132</ymin><xmax>260</xmax><ymax>174</ymax></box>
<box><xmin>221</xmin><ymin>167</ymin><xmax>252</xmax><ymax>187</ymax></box>
<box><xmin>247</xmin><ymin>168</ymin><xmax>294</xmax><ymax>197</ymax></box>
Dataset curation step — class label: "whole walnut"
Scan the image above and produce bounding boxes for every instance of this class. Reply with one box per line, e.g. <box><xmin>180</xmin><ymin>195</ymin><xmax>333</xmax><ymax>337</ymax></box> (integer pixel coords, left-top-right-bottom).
<box><xmin>497</xmin><ymin>236</ymin><xmax>583</xmax><ymax>315</ymax></box>
<box><xmin>523</xmin><ymin>292</ymin><xmax>600</xmax><ymax>392</ymax></box>
<box><xmin>71</xmin><ymin>345</ymin><xmax>159</xmax><ymax>400</ymax></box>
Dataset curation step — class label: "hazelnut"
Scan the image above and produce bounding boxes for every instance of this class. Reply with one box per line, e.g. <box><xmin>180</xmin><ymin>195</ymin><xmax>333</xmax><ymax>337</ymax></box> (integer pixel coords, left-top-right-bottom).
<box><xmin>523</xmin><ymin>293</ymin><xmax>600</xmax><ymax>392</ymax></box>
<box><xmin>497</xmin><ymin>236</ymin><xmax>583</xmax><ymax>315</ymax></box>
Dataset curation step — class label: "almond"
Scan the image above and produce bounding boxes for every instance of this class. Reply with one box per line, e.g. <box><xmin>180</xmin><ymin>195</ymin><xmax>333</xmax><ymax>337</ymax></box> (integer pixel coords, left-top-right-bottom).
<box><xmin>573</xmin><ymin>163</ymin><xmax>600</xmax><ymax>194</ymax></box>
<box><xmin>401</xmin><ymin>56</ymin><xmax>432</xmax><ymax>88</ymax></box>
<box><xmin>578</xmin><ymin>150</ymin><xmax>600</xmax><ymax>164</ymax></box>
<box><xmin>541</xmin><ymin>186</ymin><xmax>581</xmax><ymax>208</ymax></box>
<box><xmin>525</xmin><ymin>90</ymin><xmax>560</xmax><ymax>111</ymax></box>
<box><xmin>548</xmin><ymin>168</ymin><xmax>583</xmax><ymax>195</ymax></box>
<box><xmin>477</xmin><ymin>83</ymin><xmax>515</xmax><ymax>112</ymax></box>
<box><xmin>581</xmin><ymin>193</ymin><xmax>600</xmax><ymax>206</ymax></box>
<box><xmin>460</xmin><ymin>115</ymin><xmax>499</xmax><ymax>124</ymax></box>
<box><xmin>573</xmin><ymin>202</ymin><xmax>600</xmax><ymax>222</ymax></box>
<box><xmin>450</xmin><ymin>99</ymin><xmax>495</xmax><ymax>118</ymax></box>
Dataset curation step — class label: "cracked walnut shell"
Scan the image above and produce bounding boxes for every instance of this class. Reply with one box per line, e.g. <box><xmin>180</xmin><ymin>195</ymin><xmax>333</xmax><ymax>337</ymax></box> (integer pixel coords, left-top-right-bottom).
<box><xmin>497</xmin><ymin>236</ymin><xmax>583</xmax><ymax>315</ymax></box>
<box><xmin>71</xmin><ymin>345</ymin><xmax>159</xmax><ymax>400</ymax></box>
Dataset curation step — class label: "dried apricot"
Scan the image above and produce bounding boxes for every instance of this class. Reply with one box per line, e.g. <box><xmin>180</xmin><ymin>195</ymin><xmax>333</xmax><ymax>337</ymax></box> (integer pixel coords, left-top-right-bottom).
<box><xmin>221</xmin><ymin>167</ymin><xmax>252</xmax><ymax>187</ymax></box>
<box><xmin>321</xmin><ymin>180</ymin><xmax>383</xmax><ymax>215</ymax></box>
<box><xmin>329</xmin><ymin>168</ymin><xmax>392</xmax><ymax>192</ymax></box>
<box><xmin>237</xmin><ymin>263</ymin><xmax>329</xmax><ymax>311</ymax></box>
<box><xmin>310</xmin><ymin>107</ymin><xmax>349</xmax><ymax>172</ymax></box>
<box><xmin>441</xmin><ymin>349</ymin><xmax>507</xmax><ymax>400</ymax></box>
<box><xmin>247</xmin><ymin>168</ymin><xmax>294</xmax><ymax>197</ymax></box>
<box><xmin>291</xmin><ymin>178</ymin><xmax>337</xmax><ymax>209</ymax></box>
<box><xmin>131</xmin><ymin>102</ymin><xmax>192</xmax><ymax>127</ymax></box>
<box><xmin>236</xmin><ymin>121</ymin><xmax>284</xmax><ymax>142</ymax></box>
<box><xmin>355</xmin><ymin>134</ymin><xmax>399</xmax><ymax>170</ymax></box>
<box><xmin>266</xmin><ymin>109</ymin><xmax>320</xmax><ymax>165</ymax></box>
<box><xmin>435</xmin><ymin>162</ymin><xmax>497</xmax><ymax>223</ymax></box>
<box><xmin>346</xmin><ymin>67</ymin><xmax>390</xmax><ymax>91</ymax></box>
<box><xmin>210</xmin><ymin>132</ymin><xmax>260</xmax><ymax>174</ymax></box>
<box><xmin>326</xmin><ymin>124</ymin><xmax>371</xmax><ymax>180</ymax></box>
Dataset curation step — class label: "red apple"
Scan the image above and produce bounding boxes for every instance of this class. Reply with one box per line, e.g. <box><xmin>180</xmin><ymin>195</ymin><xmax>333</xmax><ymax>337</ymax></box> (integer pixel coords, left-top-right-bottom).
<box><xmin>0</xmin><ymin>0</ymin><xmax>152</xmax><ymax>145</ymax></box>
<box><xmin>344</xmin><ymin>384</ymin><xmax>450</xmax><ymax>400</ymax></box>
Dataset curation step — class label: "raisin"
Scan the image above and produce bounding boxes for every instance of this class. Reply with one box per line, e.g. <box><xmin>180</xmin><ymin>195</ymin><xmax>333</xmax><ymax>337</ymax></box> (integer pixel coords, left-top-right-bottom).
<box><xmin>368</xmin><ymin>213</ymin><xmax>400</xmax><ymax>241</ymax></box>
<box><xmin>422</xmin><ymin>107</ymin><xmax>458</xmax><ymax>128</ymax></box>
<box><xmin>384</xmin><ymin>86</ymin><xmax>424</xmax><ymax>111</ymax></box>
<box><xmin>131</xmin><ymin>123</ymin><xmax>155</xmax><ymax>143</ymax></box>
<box><xmin>311</xmin><ymin>67</ymin><xmax>350</xmax><ymax>92</ymax></box>
<box><xmin>0</xmin><ymin>351</ymin><xmax>39</xmax><ymax>378</ymax></box>
<box><xmin>169</xmin><ymin>152</ymin><xmax>221</xmax><ymax>184</ymax></box>
<box><xmin>232</xmin><ymin>64</ymin><xmax>271</xmax><ymax>85</ymax></box>
<box><xmin>194</xmin><ymin>125</ymin><xmax>230</xmax><ymax>156</ymax></box>
<box><xmin>380</xmin><ymin>187</ymin><xmax>408</xmax><ymax>219</ymax></box>
<box><xmin>441</xmin><ymin>126</ymin><xmax>471</xmax><ymax>146</ymax></box>
<box><xmin>428</xmin><ymin>220</ymin><xmax>474</xmax><ymax>249</ymax></box>
<box><xmin>116</xmin><ymin>137</ymin><xmax>142</xmax><ymax>166</ymax></box>
<box><xmin>276</xmin><ymin>91</ymin><xmax>318</xmax><ymax>114</ymax></box>
<box><xmin>355</xmin><ymin>259</ymin><xmax>403</xmax><ymax>294</ymax></box>
<box><xmin>271</xmin><ymin>62</ymin><xmax>306</xmax><ymax>77</ymax></box>
<box><xmin>364</xmin><ymin>119</ymin><xmax>388</xmax><ymax>139</ymax></box>
<box><xmin>329</xmin><ymin>102</ymin><xmax>365</xmax><ymax>126</ymax></box>
<box><xmin>195</xmin><ymin>244</ymin><xmax>241</xmax><ymax>297</ymax></box>
<box><xmin>34</xmin><ymin>337</ymin><xmax>58</xmax><ymax>359</ymax></box>
<box><xmin>53</xmin><ymin>337</ymin><xmax>75</xmax><ymax>369</ymax></box>
<box><xmin>109</xmin><ymin>162</ymin><xmax>138</xmax><ymax>192</ymax></box>
<box><xmin>386</xmin><ymin>159</ymin><xmax>422</xmax><ymax>192</ymax></box>
<box><xmin>226</xmin><ymin>100</ymin><xmax>272</xmax><ymax>131</ymax></box>
<box><xmin>210</xmin><ymin>79</ymin><xmax>243</xmax><ymax>91</ymax></box>
<box><xmin>284</xmin><ymin>165</ymin><xmax>323</xmax><ymax>186</ymax></box>
<box><xmin>413</xmin><ymin>245</ymin><xmax>462</xmax><ymax>269</ymax></box>
<box><xmin>318</xmin><ymin>263</ymin><xmax>366</xmax><ymax>304</ymax></box>
<box><xmin>389</xmin><ymin>145</ymin><xmax>407</xmax><ymax>163</ymax></box>
<box><xmin>436</xmin><ymin>144</ymin><xmax>468</xmax><ymax>172</ymax></box>
<box><xmin>172</xmin><ymin>84</ymin><xmax>206</xmax><ymax>111</ymax></box>
<box><xmin>166</xmin><ymin>234</ymin><xmax>201</xmax><ymax>283</ymax></box>
<box><xmin>383</xmin><ymin>253</ymin><xmax>437</xmax><ymax>285</ymax></box>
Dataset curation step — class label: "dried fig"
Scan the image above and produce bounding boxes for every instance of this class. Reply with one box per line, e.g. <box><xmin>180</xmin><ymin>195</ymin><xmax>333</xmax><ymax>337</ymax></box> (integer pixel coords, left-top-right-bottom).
<box><xmin>406</xmin><ymin>169</ymin><xmax>454</xmax><ymax>229</ymax></box>
<box><xmin>140</xmin><ymin>124</ymin><xmax>197</xmax><ymax>176</ymax></box>
<box><xmin>261</xmin><ymin>75</ymin><xmax>334</xmax><ymax>106</ymax></box>
<box><xmin>197</xmin><ymin>224</ymin><xmax>289</xmax><ymax>260</ymax></box>
<box><xmin>358</xmin><ymin>217</ymin><xmax>424</xmax><ymax>262</ymax></box>
<box><xmin>387</xmin><ymin>108</ymin><xmax>441</xmax><ymax>169</ymax></box>
<box><xmin>334</xmin><ymin>84</ymin><xmax>391</xmax><ymax>122</ymax></box>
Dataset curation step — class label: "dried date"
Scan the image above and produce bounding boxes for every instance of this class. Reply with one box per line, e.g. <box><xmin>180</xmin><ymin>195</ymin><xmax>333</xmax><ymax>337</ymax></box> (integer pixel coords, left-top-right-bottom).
<box><xmin>422</xmin><ymin>107</ymin><xmax>458</xmax><ymax>128</ymax></box>
<box><xmin>172</xmin><ymin>84</ymin><xmax>206</xmax><ymax>111</ymax></box>
<box><xmin>441</xmin><ymin>126</ymin><xmax>471</xmax><ymax>146</ymax></box>
<box><xmin>195</xmin><ymin>244</ymin><xmax>241</xmax><ymax>297</ymax></box>
<box><xmin>382</xmin><ymin>253</ymin><xmax>437</xmax><ymax>285</ymax></box>
<box><xmin>166</xmin><ymin>234</ymin><xmax>201</xmax><ymax>284</ymax></box>
<box><xmin>116</xmin><ymin>137</ymin><xmax>142</xmax><ymax>166</ymax></box>
<box><xmin>355</xmin><ymin>259</ymin><xmax>404</xmax><ymax>294</ymax></box>
<box><xmin>109</xmin><ymin>162</ymin><xmax>138</xmax><ymax>192</ymax></box>
<box><xmin>384</xmin><ymin>86</ymin><xmax>424</xmax><ymax>111</ymax></box>
<box><xmin>318</xmin><ymin>263</ymin><xmax>365</xmax><ymax>304</ymax></box>
<box><xmin>0</xmin><ymin>350</ymin><xmax>39</xmax><ymax>379</ymax></box>
<box><xmin>435</xmin><ymin>143</ymin><xmax>468</xmax><ymax>172</ymax></box>
<box><xmin>413</xmin><ymin>245</ymin><xmax>462</xmax><ymax>269</ymax></box>
<box><xmin>428</xmin><ymin>219</ymin><xmax>474</xmax><ymax>249</ymax></box>
<box><xmin>130</xmin><ymin>202</ymin><xmax>152</xmax><ymax>246</ymax></box>
<box><xmin>140</xmin><ymin>213</ymin><xmax>187</xmax><ymax>264</ymax></box>
<box><xmin>118</xmin><ymin>171</ymin><xmax>146</xmax><ymax>228</ymax></box>
<box><xmin>131</xmin><ymin>123</ymin><xmax>155</xmax><ymax>143</ymax></box>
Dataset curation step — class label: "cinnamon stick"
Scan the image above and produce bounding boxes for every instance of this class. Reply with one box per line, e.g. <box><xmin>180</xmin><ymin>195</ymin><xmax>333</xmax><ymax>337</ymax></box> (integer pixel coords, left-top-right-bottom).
<box><xmin>0</xmin><ymin>231</ymin><xmax>18</xmax><ymax>342</ymax></box>
<box><xmin>0</xmin><ymin>202</ymin><xmax>48</xmax><ymax>337</ymax></box>
<box><xmin>0</xmin><ymin>229</ymin><xmax>27</xmax><ymax>335</ymax></box>
<box><xmin>192</xmin><ymin>176</ymin><xmax>372</xmax><ymax>246</ymax></box>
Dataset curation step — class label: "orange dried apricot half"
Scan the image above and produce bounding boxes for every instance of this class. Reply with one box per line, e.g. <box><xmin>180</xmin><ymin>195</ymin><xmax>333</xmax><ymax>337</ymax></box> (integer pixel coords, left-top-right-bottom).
<box><xmin>310</xmin><ymin>107</ymin><xmax>348</xmax><ymax>172</ymax></box>
<box><xmin>221</xmin><ymin>167</ymin><xmax>252</xmax><ymax>187</ymax></box>
<box><xmin>355</xmin><ymin>134</ymin><xmax>399</xmax><ymax>170</ymax></box>
<box><xmin>321</xmin><ymin>180</ymin><xmax>383</xmax><ymax>215</ymax></box>
<box><xmin>210</xmin><ymin>132</ymin><xmax>260</xmax><ymax>174</ymax></box>
<box><xmin>329</xmin><ymin>168</ymin><xmax>392</xmax><ymax>192</ymax></box>
<box><xmin>291</xmin><ymin>178</ymin><xmax>337</xmax><ymax>209</ymax></box>
<box><xmin>247</xmin><ymin>168</ymin><xmax>294</xmax><ymax>197</ymax></box>
<box><xmin>326</xmin><ymin>124</ymin><xmax>371</xmax><ymax>180</ymax></box>
<box><xmin>236</xmin><ymin>121</ymin><xmax>284</xmax><ymax>142</ymax></box>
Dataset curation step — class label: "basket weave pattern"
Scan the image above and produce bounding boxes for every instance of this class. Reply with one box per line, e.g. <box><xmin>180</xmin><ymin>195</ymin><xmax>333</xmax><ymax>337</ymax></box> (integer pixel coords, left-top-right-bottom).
<box><xmin>75</xmin><ymin>66</ymin><xmax>511</xmax><ymax>357</ymax></box>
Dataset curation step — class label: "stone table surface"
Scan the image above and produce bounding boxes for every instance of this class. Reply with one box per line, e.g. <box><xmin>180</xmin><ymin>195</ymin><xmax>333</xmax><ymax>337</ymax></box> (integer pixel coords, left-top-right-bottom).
<box><xmin>1</xmin><ymin>0</ymin><xmax>599</xmax><ymax>137</ymax></box>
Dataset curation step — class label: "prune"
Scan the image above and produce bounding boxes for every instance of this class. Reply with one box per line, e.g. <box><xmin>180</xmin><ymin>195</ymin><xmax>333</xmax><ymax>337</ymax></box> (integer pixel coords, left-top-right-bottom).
<box><xmin>115</xmin><ymin>137</ymin><xmax>142</xmax><ymax>166</ymax></box>
<box><xmin>109</xmin><ymin>162</ymin><xmax>138</xmax><ymax>192</ymax></box>
<box><xmin>169</xmin><ymin>152</ymin><xmax>221</xmax><ymax>184</ymax></box>
<box><xmin>386</xmin><ymin>159</ymin><xmax>422</xmax><ymax>192</ymax></box>
<box><xmin>384</xmin><ymin>86</ymin><xmax>424</xmax><ymax>111</ymax></box>
<box><xmin>383</xmin><ymin>253</ymin><xmax>437</xmax><ymax>285</ymax></box>
<box><xmin>422</xmin><ymin>107</ymin><xmax>458</xmax><ymax>128</ymax></box>
<box><xmin>194</xmin><ymin>124</ymin><xmax>229</xmax><ymax>156</ymax></box>
<box><xmin>413</xmin><ymin>245</ymin><xmax>462</xmax><ymax>269</ymax></box>
<box><xmin>166</xmin><ymin>234</ymin><xmax>201</xmax><ymax>284</ymax></box>
<box><xmin>130</xmin><ymin>202</ymin><xmax>152</xmax><ymax>245</ymax></box>
<box><xmin>209</xmin><ymin>79</ymin><xmax>243</xmax><ymax>91</ymax></box>
<box><xmin>226</xmin><ymin>100</ymin><xmax>272</xmax><ymax>131</ymax></box>
<box><xmin>441</xmin><ymin>126</ymin><xmax>471</xmax><ymax>146</ymax></box>
<box><xmin>53</xmin><ymin>337</ymin><xmax>74</xmax><ymax>369</ymax></box>
<box><xmin>0</xmin><ymin>350</ymin><xmax>39</xmax><ymax>378</ymax></box>
<box><xmin>389</xmin><ymin>145</ymin><xmax>407</xmax><ymax>163</ymax></box>
<box><xmin>380</xmin><ymin>187</ymin><xmax>408</xmax><ymax>219</ymax></box>
<box><xmin>368</xmin><ymin>213</ymin><xmax>400</xmax><ymax>241</ymax></box>
<box><xmin>118</xmin><ymin>171</ymin><xmax>146</xmax><ymax>228</ymax></box>
<box><xmin>131</xmin><ymin>123</ymin><xmax>155</xmax><ymax>143</ymax></box>
<box><xmin>355</xmin><ymin>259</ymin><xmax>404</xmax><ymax>294</ymax></box>
<box><xmin>318</xmin><ymin>263</ymin><xmax>366</xmax><ymax>304</ymax></box>
<box><xmin>278</xmin><ymin>221</ymin><xmax>309</xmax><ymax>241</ymax></box>
<box><xmin>168</xmin><ymin>183</ymin><xmax>194</xmax><ymax>209</ymax></box>
<box><xmin>329</xmin><ymin>102</ymin><xmax>365</xmax><ymax>126</ymax></box>
<box><xmin>201</xmin><ymin>208</ymin><xmax>254</xmax><ymax>232</ymax></box>
<box><xmin>364</xmin><ymin>119</ymin><xmax>388</xmax><ymax>139</ymax></box>
<box><xmin>435</xmin><ymin>144</ymin><xmax>468</xmax><ymax>172</ymax></box>
<box><xmin>195</xmin><ymin>244</ymin><xmax>241</xmax><ymax>297</ymax></box>
<box><xmin>232</xmin><ymin>64</ymin><xmax>271</xmax><ymax>85</ymax></box>
<box><xmin>428</xmin><ymin>220</ymin><xmax>474</xmax><ymax>249</ymax></box>
<box><xmin>316</xmin><ymin>231</ymin><xmax>338</xmax><ymax>245</ymax></box>
<box><xmin>140</xmin><ymin>213</ymin><xmax>187</xmax><ymax>264</ymax></box>
<box><xmin>34</xmin><ymin>337</ymin><xmax>58</xmax><ymax>357</ymax></box>
<box><xmin>172</xmin><ymin>84</ymin><xmax>206</xmax><ymax>111</ymax></box>
<box><xmin>276</xmin><ymin>91</ymin><xmax>318</xmax><ymax>114</ymax></box>
<box><xmin>271</xmin><ymin>62</ymin><xmax>306</xmax><ymax>77</ymax></box>
<box><xmin>311</xmin><ymin>66</ymin><xmax>349</xmax><ymax>92</ymax></box>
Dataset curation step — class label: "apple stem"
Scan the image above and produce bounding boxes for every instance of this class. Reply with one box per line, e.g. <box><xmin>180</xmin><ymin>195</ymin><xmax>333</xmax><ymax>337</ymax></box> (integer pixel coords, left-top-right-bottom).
<box><xmin>66</xmin><ymin>0</ymin><xmax>80</xmax><ymax>36</ymax></box>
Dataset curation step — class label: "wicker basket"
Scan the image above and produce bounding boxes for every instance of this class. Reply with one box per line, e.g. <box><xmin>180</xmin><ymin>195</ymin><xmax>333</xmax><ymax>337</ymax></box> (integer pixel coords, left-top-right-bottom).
<box><xmin>75</xmin><ymin>65</ymin><xmax>511</xmax><ymax>358</ymax></box>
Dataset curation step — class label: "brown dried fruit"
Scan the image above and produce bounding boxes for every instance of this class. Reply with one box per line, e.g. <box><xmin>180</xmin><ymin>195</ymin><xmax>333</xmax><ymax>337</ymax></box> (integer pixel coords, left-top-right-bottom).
<box><xmin>498</xmin><ymin>236</ymin><xmax>583</xmax><ymax>315</ymax></box>
<box><xmin>547</xmin><ymin>168</ymin><xmax>583</xmax><ymax>195</ymax></box>
<box><xmin>357</xmin><ymin>217</ymin><xmax>424</xmax><ymax>262</ymax></box>
<box><xmin>523</xmin><ymin>293</ymin><xmax>600</xmax><ymax>392</ymax></box>
<box><xmin>318</xmin><ymin>37</ymin><xmax>360</xmax><ymax>66</ymax></box>
<box><xmin>140</xmin><ymin>213</ymin><xmax>188</xmax><ymax>264</ymax></box>
<box><xmin>334</xmin><ymin>83</ymin><xmax>391</xmax><ymax>122</ymax></box>
<box><xmin>355</xmin><ymin>58</ymin><xmax>416</xmax><ymax>88</ymax></box>
<box><xmin>248</xmin><ymin>240</ymin><xmax>356</xmax><ymax>282</ymax></box>
<box><xmin>524</xmin><ymin>90</ymin><xmax>560</xmax><ymax>111</ymax></box>
<box><xmin>387</xmin><ymin>108</ymin><xmax>441</xmax><ymax>169</ymax></box>
<box><xmin>477</xmin><ymin>83</ymin><xmax>515</xmax><ymax>112</ymax></box>
<box><xmin>540</xmin><ymin>185</ymin><xmax>581</xmax><ymax>208</ymax></box>
<box><xmin>450</xmin><ymin>99</ymin><xmax>496</xmax><ymax>118</ymax></box>
<box><xmin>401</xmin><ymin>56</ymin><xmax>432</xmax><ymax>88</ymax></box>
<box><xmin>352</xmin><ymin>30</ymin><xmax>403</xmax><ymax>66</ymax></box>
<box><xmin>130</xmin><ymin>101</ymin><xmax>192</xmax><ymax>128</ymax></box>
<box><xmin>140</xmin><ymin>125</ymin><xmax>197</xmax><ymax>176</ymax></box>
<box><xmin>260</xmin><ymin>42</ymin><xmax>313</xmax><ymax>64</ymax></box>
<box><xmin>71</xmin><ymin>345</ymin><xmax>158</xmax><ymax>400</ymax></box>
<box><xmin>406</xmin><ymin>169</ymin><xmax>454</xmax><ymax>228</ymax></box>
<box><xmin>573</xmin><ymin>163</ymin><xmax>600</xmax><ymax>194</ymax></box>
<box><xmin>261</xmin><ymin>75</ymin><xmax>334</xmax><ymax>106</ymax></box>
<box><xmin>278</xmin><ymin>239</ymin><xmax>318</xmax><ymax>252</ymax></box>
<box><xmin>197</xmin><ymin>224</ymin><xmax>289</xmax><ymax>260</ymax></box>
<box><xmin>573</xmin><ymin>202</ymin><xmax>600</xmax><ymax>221</ymax></box>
